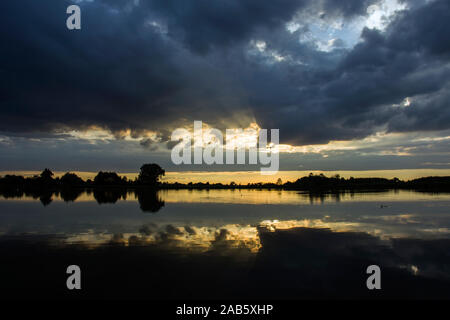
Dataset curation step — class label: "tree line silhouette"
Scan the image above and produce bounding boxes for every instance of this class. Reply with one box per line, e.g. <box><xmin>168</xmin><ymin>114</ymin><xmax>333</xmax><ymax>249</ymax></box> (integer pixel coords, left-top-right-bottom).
<box><xmin>0</xmin><ymin>164</ymin><xmax>166</xmax><ymax>212</ymax></box>
<box><xmin>1</xmin><ymin>164</ymin><xmax>450</xmax><ymax>194</ymax></box>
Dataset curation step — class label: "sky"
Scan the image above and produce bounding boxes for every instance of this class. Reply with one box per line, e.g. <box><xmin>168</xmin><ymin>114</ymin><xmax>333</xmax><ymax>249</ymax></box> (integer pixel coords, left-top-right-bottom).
<box><xmin>1</xmin><ymin>0</ymin><xmax>450</xmax><ymax>179</ymax></box>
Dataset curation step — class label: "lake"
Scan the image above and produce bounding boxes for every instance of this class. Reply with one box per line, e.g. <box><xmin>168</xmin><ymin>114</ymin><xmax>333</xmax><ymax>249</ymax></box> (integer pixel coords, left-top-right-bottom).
<box><xmin>1</xmin><ymin>189</ymin><xmax>450</xmax><ymax>299</ymax></box>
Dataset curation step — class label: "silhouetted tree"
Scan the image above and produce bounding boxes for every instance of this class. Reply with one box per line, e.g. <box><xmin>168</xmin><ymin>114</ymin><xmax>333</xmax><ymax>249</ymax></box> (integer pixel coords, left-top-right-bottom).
<box><xmin>40</xmin><ymin>168</ymin><xmax>54</xmax><ymax>180</ymax></box>
<box><xmin>0</xmin><ymin>175</ymin><xmax>25</xmax><ymax>187</ymax></box>
<box><xmin>138</xmin><ymin>164</ymin><xmax>165</xmax><ymax>187</ymax></box>
<box><xmin>94</xmin><ymin>171</ymin><xmax>125</xmax><ymax>186</ymax></box>
<box><xmin>60</xmin><ymin>172</ymin><xmax>84</xmax><ymax>186</ymax></box>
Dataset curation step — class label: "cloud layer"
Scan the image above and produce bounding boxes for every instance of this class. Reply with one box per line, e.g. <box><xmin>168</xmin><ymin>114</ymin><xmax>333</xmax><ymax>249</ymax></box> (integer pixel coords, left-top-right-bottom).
<box><xmin>1</xmin><ymin>0</ymin><xmax>450</xmax><ymax>171</ymax></box>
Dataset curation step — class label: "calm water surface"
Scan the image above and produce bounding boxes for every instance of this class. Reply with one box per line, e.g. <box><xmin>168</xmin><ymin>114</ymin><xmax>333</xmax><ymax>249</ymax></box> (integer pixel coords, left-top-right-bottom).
<box><xmin>1</xmin><ymin>189</ymin><xmax>449</xmax><ymax>299</ymax></box>
<box><xmin>1</xmin><ymin>189</ymin><xmax>450</xmax><ymax>241</ymax></box>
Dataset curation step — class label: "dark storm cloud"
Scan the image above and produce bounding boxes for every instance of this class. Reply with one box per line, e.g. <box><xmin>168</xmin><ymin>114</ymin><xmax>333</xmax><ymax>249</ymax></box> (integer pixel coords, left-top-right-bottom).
<box><xmin>140</xmin><ymin>138</ymin><xmax>159</xmax><ymax>150</ymax></box>
<box><xmin>0</xmin><ymin>0</ymin><xmax>449</xmax><ymax>148</ymax></box>
<box><xmin>334</xmin><ymin>0</ymin><xmax>450</xmax><ymax>135</ymax></box>
<box><xmin>253</xmin><ymin>0</ymin><xmax>450</xmax><ymax>144</ymax></box>
<box><xmin>389</xmin><ymin>85</ymin><xmax>450</xmax><ymax>132</ymax></box>
<box><xmin>1</xmin><ymin>0</ymin><xmax>185</xmax><ymax>134</ymax></box>
<box><xmin>144</xmin><ymin>0</ymin><xmax>379</xmax><ymax>54</ymax></box>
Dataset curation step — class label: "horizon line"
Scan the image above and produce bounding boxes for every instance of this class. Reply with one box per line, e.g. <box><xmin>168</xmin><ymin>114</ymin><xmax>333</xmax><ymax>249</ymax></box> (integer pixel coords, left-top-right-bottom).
<box><xmin>2</xmin><ymin>169</ymin><xmax>450</xmax><ymax>184</ymax></box>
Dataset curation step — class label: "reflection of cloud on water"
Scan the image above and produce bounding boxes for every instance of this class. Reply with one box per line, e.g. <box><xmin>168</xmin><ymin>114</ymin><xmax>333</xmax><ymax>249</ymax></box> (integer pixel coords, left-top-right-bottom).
<box><xmin>4</xmin><ymin>222</ymin><xmax>450</xmax><ymax>298</ymax></box>
<box><xmin>377</xmin><ymin>214</ymin><xmax>420</xmax><ymax>224</ymax></box>
<box><xmin>65</xmin><ymin>223</ymin><xmax>262</xmax><ymax>253</ymax></box>
<box><xmin>138</xmin><ymin>223</ymin><xmax>157</xmax><ymax>235</ymax></box>
<box><xmin>62</xmin><ymin>216</ymin><xmax>450</xmax><ymax>255</ymax></box>
<box><xmin>259</xmin><ymin>219</ymin><xmax>362</xmax><ymax>232</ymax></box>
<box><xmin>257</xmin><ymin>218</ymin><xmax>410</xmax><ymax>240</ymax></box>
<box><xmin>419</xmin><ymin>227</ymin><xmax>450</xmax><ymax>234</ymax></box>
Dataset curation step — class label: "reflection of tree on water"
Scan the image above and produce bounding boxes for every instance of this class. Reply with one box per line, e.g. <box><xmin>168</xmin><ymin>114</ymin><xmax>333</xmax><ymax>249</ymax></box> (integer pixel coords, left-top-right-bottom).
<box><xmin>57</xmin><ymin>188</ymin><xmax>84</xmax><ymax>202</ymax></box>
<box><xmin>0</xmin><ymin>185</ymin><xmax>165</xmax><ymax>212</ymax></box>
<box><xmin>307</xmin><ymin>191</ymin><xmax>342</xmax><ymax>204</ymax></box>
<box><xmin>0</xmin><ymin>188</ymin><xmax>24</xmax><ymax>199</ymax></box>
<box><xmin>39</xmin><ymin>192</ymin><xmax>53</xmax><ymax>206</ymax></box>
<box><xmin>136</xmin><ymin>189</ymin><xmax>165</xmax><ymax>213</ymax></box>
<box><xmin>303</xmin><ymin>190</ymin><xmax>372</xmax><ymax>204</ymax></box>
<box><xmin>93</xmin><ymin>188</ymin><xmax>127</xmax><ymax>204</ymax></box>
